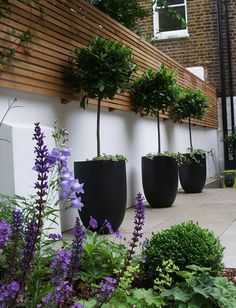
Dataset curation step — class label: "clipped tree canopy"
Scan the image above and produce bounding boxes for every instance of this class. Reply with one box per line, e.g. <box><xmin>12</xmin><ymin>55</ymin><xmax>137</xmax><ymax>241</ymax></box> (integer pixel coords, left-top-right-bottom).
<box><xmin>65</xmin><ymin>37</ymin><xmax>137</xmax><ymax>107</ymax></box>
<box><xmin>131</xmin><ymin>65</ymin><xmax>178</xmax><ymax>117</ymax></box>
<box><xmin>171</xmin><ymin>88</ymin><xmax>209</xmax><ymax>122</ymax></box>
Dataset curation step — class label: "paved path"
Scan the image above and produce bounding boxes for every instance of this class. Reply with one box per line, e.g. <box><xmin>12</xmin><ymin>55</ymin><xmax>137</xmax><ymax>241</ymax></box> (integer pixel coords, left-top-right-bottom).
<box><xmin>119</xmin><ymin>188</ymin><xmax>236</xmax><ymax>268</ymax></box>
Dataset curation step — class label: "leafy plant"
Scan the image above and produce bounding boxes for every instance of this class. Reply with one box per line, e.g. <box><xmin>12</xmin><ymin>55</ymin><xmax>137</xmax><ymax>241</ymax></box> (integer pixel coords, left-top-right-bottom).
<box><xmin>89</xmin><ymin>0</ymin><xmax>150</xmax><ymax>32</ymax></box>
<box><xmin>145</xmin><ymin>151</ymin><xmax>185</xmax><ymax>165</ymax></box>
<box><xmin>131</xmin><ymin>65</ymin><xmax>178</xmax><ymax>153</ymax></box>
<box><xmin>142</xmin><ymin>221</ymin><xmax>224</xmax><ymax>284</ymax></box>
<box><xmin>171</xmin><ymin>87</ymin><xmax>209</xmax><ymax>151</ymax></box>
<box><xmin>92</xmin><ymin>154</ymin><xmax>127</xmax><ymax>162</ymax></box>
<box><xmin>65</xmin><ymin>37</ymin><xmax>136</xmax><ymax>157</ymax></box>
<box><xmin>79</xmin><ymin>230</ymin><xmax>127</xmax><ymax>283</ymax></box>
<box><xmin>162</xmin><ymin>265</ymin><xmax>236</xmax><ymax>308</ymax></box>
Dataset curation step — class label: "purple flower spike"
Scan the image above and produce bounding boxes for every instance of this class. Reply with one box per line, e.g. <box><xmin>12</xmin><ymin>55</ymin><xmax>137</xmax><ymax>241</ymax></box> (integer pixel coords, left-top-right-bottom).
<box><xmin>71</xmin><ymin>304</ymin><xmax>84</xmax><ymax>308</ymax></box>
<box><xmin>22</xmin><ymin>220</ymin><xmax>37</xmax><ymax>270</ymax></box>
<box><xmin>33</xmin><ymin>122</ymin><xmax>49</xmax><ymax>243</ymax></box>
<box><xmin>128</xmin><ymin>192</ymin><xmax>145</xmax><ymax>257</ymax></box>
<box><xmin>89</xmin><ymin>216</ymin><xmax>98</xmax><ymax>229</ymax></box>
<box><xmin>54</xmin><ymin>281</ymin><xmax>73</xmax><ymax>304</ymax></box>
<box><xmin>68</xmin><ymin>218</ymin><xmax>85</xmax><ymax>281</ymax></box>
<box><xmin>50</xmin><ymin>250</ymin><xmax>72</xmax><ymax>284</ymax></box>
<box><xmin>0</xmin><ymin>219</ymin><xmax>11</xmax><ymax>247</ymax></box>
<box><xmin>96</xmin><ymin>277</ymin><xmax>117</xmax><ymax>302</ymax></box>
<box><xmin>12</xmin><ymin>210</ymin><xmax>23</xmax><ymax>233</ymax></box>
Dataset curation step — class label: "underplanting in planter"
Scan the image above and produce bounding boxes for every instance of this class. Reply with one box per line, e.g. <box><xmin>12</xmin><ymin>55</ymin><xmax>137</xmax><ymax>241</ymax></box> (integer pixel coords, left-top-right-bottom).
<box><xmin>131</xmin><ymin>65</ymin><xmax>179</xmax><ymax>208</ymax></box>
<box><xmin>65</xmin><ymin>37</ymin><xmax>137</xmax><ymax>230</ymax></box>
<box><xmin>171</xmin><ymin>87</ymin><xmax>209</xmax><ymax>193</ymax></box>
<box><xmin>225</xmin><ymin>132</ymin><xmax>236</xmax><ymax>169</ymax></box>
<box><xmin>141</xmin><ymin>221</ymin><xmax>224</xmax><ymax>284</ymax></box>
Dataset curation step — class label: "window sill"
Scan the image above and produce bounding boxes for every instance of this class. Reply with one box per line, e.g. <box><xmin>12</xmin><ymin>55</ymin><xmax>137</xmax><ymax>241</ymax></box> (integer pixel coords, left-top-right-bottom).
<box><xmin>152</xmin><ymin>31</ymin><xmax>189</xmax><ymax>42</ymax></box>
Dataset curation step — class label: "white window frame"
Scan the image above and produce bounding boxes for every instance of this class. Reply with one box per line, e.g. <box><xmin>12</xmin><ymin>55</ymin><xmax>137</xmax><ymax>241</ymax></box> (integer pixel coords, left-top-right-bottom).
<box><xmin>153</xmin><ymin>0</ymin><xmax>188</xmax><ymax>40</ymax></box>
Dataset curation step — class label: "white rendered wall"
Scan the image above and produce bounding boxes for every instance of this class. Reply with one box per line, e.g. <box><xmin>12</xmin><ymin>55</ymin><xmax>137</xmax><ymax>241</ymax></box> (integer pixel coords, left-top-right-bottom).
<box><xmin>0</xmin><ymin>88</ymin><xmax>219</xmax><ymax>231</ymax></box>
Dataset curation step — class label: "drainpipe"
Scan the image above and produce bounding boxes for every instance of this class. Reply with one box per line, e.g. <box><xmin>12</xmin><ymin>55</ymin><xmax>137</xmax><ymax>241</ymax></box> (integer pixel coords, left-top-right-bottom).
<box><xmin>216</xmin><ymin>0</ymin><xmax>228</xmax><ymax>164</ymax></box>
<box><xmin>224</xmin><ymin>0</ymin><xmax>235</xmax><ymax>133</ymax></box>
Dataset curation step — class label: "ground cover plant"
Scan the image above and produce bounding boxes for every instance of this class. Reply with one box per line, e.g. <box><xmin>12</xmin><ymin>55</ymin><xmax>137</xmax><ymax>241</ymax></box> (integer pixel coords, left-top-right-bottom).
<box><xmin>0</xmin><ymin>123</ymin><xmax>236</xmax><ymax>307</ymax></box>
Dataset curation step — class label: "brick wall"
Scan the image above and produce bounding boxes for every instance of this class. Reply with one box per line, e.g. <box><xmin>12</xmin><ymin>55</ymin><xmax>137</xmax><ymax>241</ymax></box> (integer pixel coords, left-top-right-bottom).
<box><xmin>139</xmin><ymin>0</ymin><xmax>236</xmax><ymax>97</ymax></box>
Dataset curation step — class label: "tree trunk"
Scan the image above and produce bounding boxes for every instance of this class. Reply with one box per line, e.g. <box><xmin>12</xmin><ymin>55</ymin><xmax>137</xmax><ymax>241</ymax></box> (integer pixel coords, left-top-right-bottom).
<box><xmin>157</xmin><ymin>113</ymin><xmax>161</xmax><ymax>153</ymax></box>
<box><xmin>189</xmin><ymin>116</ymin><xmax>193</xmax><ymax>150</ymax></box>
<box><xmin>97</xmin><ymin>97</ymin><xmax>102</xmax><ymax>157</ymax></box>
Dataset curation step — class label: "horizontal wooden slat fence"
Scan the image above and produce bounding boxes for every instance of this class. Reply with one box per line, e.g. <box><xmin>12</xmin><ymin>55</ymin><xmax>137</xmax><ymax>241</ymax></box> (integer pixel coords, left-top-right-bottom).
<box><xmin>0</xmin><ymin>0</ymin><xmax>218</xmax><ymax>128</ymax></box>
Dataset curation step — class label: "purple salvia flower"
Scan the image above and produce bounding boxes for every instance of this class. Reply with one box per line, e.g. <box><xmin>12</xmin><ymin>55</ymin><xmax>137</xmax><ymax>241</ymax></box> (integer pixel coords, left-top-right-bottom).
<box><xmin>104</xmin><ymin>219</ymin><xmax>122</xmax><ymax>240</ymax></box>
<box><xmin>41</xmin><ymin>281</ymin><xmax>73</xmax><ymax>306</ymax></box>
<box><xmin>50</xmin><ymin>250</ymin><xmax>72</xmax><ymax>284</ymax></box>
<box><xmin>33</xmin><ymin>122</ymin><xmax>49</xmax><ymax>243</ymax></box>
<box><xmin>10</xmin><ymin>210</ymin><xmax>23</xmax><ymax>273</ymax></box>
<box><xmin>89</xmin><ymin>216</ymin><xmax>98</xmax><ymax>229</ymax></box>
<box><xmin>71</xmin><ymin>304</ymin><xmax>84</xmax><ymax>308</ymax></box>
<box><xmin>22</xmin><ymin>220</ymin><xmax>38</xmax><ymax>271</ymax></box>
<box><xmin>48</xmin><ymin>233</ymin><xmax>63</xmax><ymax>241</ymax></box>
<box><xmin>0</xmin><ymin>281</ymin><xmax>20</xmax><ymax>304</ymax></box>
<box><xmin>96</xmin><ymin>277</ymin><xmax>117</xmax><ymax>302</ymax></box>
<box><xmin>68</xmin><ymin>218</ymin><xmax>85</xmax><ymax>281</ymax></box>
<box><xmin>0</xmin><ymin>219</ymin><xmax>11</xmax><ymax>247</ymax></box>
<box><xmin>54</xmin><ymin>280</ymin><xmax>73</xmax><ymax>305</ymax></box>
<box><xmin>128</xmin><ymin>192</ymin><xmax>145</xmax><ymax>258</ymax></box>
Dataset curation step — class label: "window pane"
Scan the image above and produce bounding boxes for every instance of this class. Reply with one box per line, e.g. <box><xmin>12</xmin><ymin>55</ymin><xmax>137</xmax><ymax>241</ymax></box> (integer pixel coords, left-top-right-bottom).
<box><xmin>159</xmin><ymin>6</ymin><xmax>186</xmax><ymax>32</ymax></box>
<box><xmin>166</xmin><ymin>0</ymin><xmax>184</xmax><ymax>5</ymax></box>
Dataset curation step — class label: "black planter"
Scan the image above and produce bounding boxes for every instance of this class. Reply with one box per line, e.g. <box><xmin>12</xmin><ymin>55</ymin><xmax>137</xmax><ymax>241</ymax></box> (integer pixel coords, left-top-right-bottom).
<box><xmin>179</xmin><ymin>154</ymin><xmax>206</xmax><ymax>193</ymax></box>
<box><xmin>142</xmin><ymin>156</ymin><xmax>178</xmax><ymax>208</ymax></box>
<box><xmin>74</xmin><ymin>160</ymin><xmax>127</xmax><ymax>231</ymax></box>
<box><xmin>225</xmin><ymin>159</ymin><xmax>236</xmax><ymax>170</ymax></box>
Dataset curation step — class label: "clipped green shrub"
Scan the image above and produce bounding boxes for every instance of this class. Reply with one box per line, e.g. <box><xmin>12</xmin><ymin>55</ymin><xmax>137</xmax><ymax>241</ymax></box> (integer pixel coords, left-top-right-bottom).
<box><xmin>142</xmin><ymin>221</ymin><xmax>224</xmax><ymax>280</ymax></box>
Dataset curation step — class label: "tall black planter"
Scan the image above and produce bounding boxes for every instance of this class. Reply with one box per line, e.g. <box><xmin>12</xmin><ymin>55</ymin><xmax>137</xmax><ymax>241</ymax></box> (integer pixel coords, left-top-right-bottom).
<box><xmin>179</xmin><ymin>154</ymin><xmax>206</xmax><ymax>193</ymax></box>
<box><xmin>142</xmin><ymin>156</ymin><xmax>178</xmax><ymax>208</ymax></box>
<box><xmin>74</xmin><ymin>160</ymin><xmax>127</xmax><ymax>232</ymax></box>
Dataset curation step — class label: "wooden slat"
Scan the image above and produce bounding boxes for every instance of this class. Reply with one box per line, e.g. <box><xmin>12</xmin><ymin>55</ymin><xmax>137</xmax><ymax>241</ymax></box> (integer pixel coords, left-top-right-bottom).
<box><xmin>0</xmin><ymin>0</ymin><xmax>218</xmax><ymax>128</ymax></box>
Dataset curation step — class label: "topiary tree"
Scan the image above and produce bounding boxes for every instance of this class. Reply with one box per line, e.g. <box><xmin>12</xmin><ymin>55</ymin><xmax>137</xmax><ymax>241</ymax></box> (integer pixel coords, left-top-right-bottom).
<box><xmin>141</xmin><ymin>221</ymin><xmax>224</xmax><ymax>283</ymax></box>
<box><xmin>171</xmin><ymin>88</ymin><xmax>209</xmax><ymax>151</ymax></box>
<box><xmin>89</xmin><ymin>0</ymin><xmax>150</xmax><ymax>32</ymax></box>
<box><xmin>65</xmin><ymin>37</ymin><xmax>137</xmax><ymax>157</ymax></box>
<box><xmin>131</xmin><ymin>65</ymin><xmax>178</xmax><ymax>153</ymax></box>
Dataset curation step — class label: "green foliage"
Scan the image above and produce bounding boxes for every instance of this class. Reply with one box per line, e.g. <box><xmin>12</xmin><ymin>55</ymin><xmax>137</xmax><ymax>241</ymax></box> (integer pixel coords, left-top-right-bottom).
<box><xmin>145</xmin><ymin>151</ymin><xmax>185</xmax><ymax>165</ymax></box>
<box><xmin>90</xmin><ymin>0</ymin><xmax>150</xmax><ymax>32</ymax></box>
<box><xmin>142</xmin><ymin>221</ymin><xmax>224</xmax><ymax>283</ymax></box>
<box><xmin>79</xmin><ymin>230</ymin><xmax>127</xmax><ymax>283</ymax></box>
<box><xmin>65</xmin><ymin>37</ymin><xmax>137</xmax><ymax>107</ymax></box>
<box><xmin>131</xmin><ymin>65</ymin><xmax>178</xmax><ymax>117</ymax></box>
<box><xmin>171</xmin><ymin>87</ymin><xmax>209</xmax><ymax>122</ymax></box>
<box><xmin>185</xmin><ymin>148</ymin><xmax>208</xmax><ymax>165</ymax></box>
<box><xmin>0</xmin><ymin>28</ymin><xmax>34</xmax><ymax>68</ymax></box>
<box><xmin>162</xmin><ymin>265</ymin><xmax>236</xmax><ymax>308</ymax></box>
<box><xmin>108</xmin><ymin>287</ymin><xmax>164</xmax><ymax>307</ymax></box>
<box><xmin>225</xmin><ymin>133</ymin><xmax>236</xmax><ymax>157</ymax></box>
<box><xmin>92</xmin><ymin>154</ymin><xmax>127</xmax><ymax>161</ymax></box>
